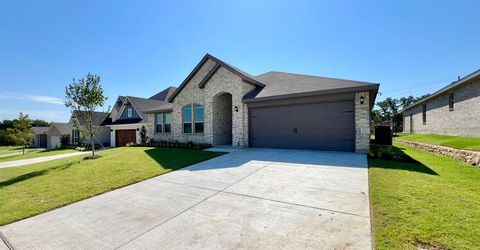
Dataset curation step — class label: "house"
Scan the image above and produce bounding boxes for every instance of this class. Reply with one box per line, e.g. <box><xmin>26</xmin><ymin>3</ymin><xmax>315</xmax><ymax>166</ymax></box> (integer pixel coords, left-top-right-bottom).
<box><xmin>116</xmin><ymin>54</ymin><xmax>379</xmax><ymax>153</ymax></box>
<box><xmin>105</xmin><ymin>87</ymin><xmax>176</xmax><ymax>147</ymax></box>
<box><xmin>69</xmin><ymin>110</ymin><xmax>111</xmax><ymax>146</ymax></box>
<box><xmin>46</xmin><ymin>122</ymin><xmax>71</xmax><ymax>149</ymax></box>
<box><xmin>31</xmin><ymin>127</ymin><xmax>48</xmax><ymax>148</ymax></box>
<box><xmin>403</xmin><ymin>68</ymin><xmax>480</xmax><ymax>137</ymax></box>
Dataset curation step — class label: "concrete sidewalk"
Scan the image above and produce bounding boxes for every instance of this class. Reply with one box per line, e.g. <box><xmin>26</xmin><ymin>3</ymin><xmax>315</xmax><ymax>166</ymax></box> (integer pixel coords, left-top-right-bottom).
<box><xmin>0</xmin><ymin>151</ymin><xmax>90</xmax><ymax>169</ymax></box>
<box><xmin>0</xmin><ymin>148</ymin><xmax>371</xmax><ymax>249</ymax></box>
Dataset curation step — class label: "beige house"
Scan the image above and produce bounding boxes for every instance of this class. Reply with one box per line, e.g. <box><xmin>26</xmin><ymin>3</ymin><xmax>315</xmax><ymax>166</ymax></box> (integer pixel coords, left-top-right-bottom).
<box><xmin>46</xmin><ymin>123</ymin><xmax>71</xmax><ymax>149</ymax></box>
<box><xmin>110</xmin><ymin>54</ymin><xmax>379</xmax><ymax>153</ymax></box>
<box><xmin>403</xmin><ymin>68</ymin><xmax>480</xmax><ymax>137</ymax></box>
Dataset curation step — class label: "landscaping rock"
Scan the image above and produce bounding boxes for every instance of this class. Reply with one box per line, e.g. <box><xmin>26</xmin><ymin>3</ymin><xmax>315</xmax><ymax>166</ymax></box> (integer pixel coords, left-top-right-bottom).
<box><xmin>395</xmin><ymin>138</ymin><xmax>480</xmax><ymax>167</ymax></box>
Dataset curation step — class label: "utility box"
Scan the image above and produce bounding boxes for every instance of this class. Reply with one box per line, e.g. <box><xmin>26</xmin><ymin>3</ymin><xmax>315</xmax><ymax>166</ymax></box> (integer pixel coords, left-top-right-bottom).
<box><xmin>375</xmin><ymin>126</ymin><xmax>392</xmax><ymax>145</ymax></box>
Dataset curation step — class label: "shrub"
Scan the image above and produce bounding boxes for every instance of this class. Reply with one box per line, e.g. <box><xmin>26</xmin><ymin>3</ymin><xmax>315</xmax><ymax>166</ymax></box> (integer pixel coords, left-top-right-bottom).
<box><xmin>139</xmin><ymin>125</ymin><xmax>148</xmax><ymax>145</ymax></box>
<box><xmin>146</xmin><ymin>139</ymin><xmax>210</xmax><ymax>150</ymax></box>
<box><xmin>60</xmin><ymin>135</ymin><xmax>71</xmax><ymax>146</ymax></box>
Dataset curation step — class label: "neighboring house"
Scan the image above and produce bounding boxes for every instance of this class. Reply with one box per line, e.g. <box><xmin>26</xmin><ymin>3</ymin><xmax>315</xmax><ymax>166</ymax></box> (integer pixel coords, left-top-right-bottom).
<box><xmin>403</xmin><ymin>68</ymin><xmax>480</xmax><ymax>137</ymax></box>
<box><xmin>139</xmin><ymin>54</ymin><xmax>379</xmax><ymax>153</ymax></box>
<box><xmin>46</xmin><ymin>123</ymin><xmax>71</xmax><ymax>149</ymax></box>
<box><xmin>105</xmin><ymin>87</ymin><xmax>176</xmax><ymax>147</ymax></box>
<box><xmin>31</xmin><ymin>127</ymin><xmax>48</xmax><ymax>148</ymax></box>
<box><xmin>69</xmin><ymin>110</ymin><xmax>111</xmax><ymax>146</ymax></box>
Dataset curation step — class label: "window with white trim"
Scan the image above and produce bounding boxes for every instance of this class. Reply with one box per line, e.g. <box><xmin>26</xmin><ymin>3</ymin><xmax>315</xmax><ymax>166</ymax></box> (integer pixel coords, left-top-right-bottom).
<box><xmin>127</xmin><ymin>107</ymin><xmax>132</xmax><ymax>118</ymax></box>
<box><xmin>155</xmin><ymin>112</ymin><xmax>172</xmax><ymax>133</ymax></box>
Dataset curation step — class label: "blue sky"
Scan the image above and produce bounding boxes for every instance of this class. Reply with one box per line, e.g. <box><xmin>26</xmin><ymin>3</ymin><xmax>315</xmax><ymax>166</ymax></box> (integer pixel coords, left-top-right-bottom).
<box><xmin>1</xmin><ymin>0</ymin><xmax>478</xmax><ymax>122</ymax></box>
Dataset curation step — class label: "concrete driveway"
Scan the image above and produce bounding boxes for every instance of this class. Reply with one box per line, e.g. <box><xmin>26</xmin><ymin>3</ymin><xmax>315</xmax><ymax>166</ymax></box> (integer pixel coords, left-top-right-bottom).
<box><xmin>0</xmin><ymin>148</ymin><xmax>371</xmax><ymax>249</ymax></box>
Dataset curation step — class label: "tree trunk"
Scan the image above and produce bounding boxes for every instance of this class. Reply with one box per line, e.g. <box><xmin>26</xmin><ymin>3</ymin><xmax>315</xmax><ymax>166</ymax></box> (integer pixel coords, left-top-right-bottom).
<box><xmin>91</xmin><ymin>134</ymin><xmax>95</xmax><ymax>157</ymax></box>
<box><xmin>23</xmin><ymin>146</ymin><xmax>25</xmax><ymax>155</ymax></box>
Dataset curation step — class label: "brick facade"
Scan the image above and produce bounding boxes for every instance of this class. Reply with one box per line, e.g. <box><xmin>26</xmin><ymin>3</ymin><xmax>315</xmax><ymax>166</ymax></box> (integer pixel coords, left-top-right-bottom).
<box><xmin>403</xmin><ymin>79</ymin><xmax>480</xmax><ymax>137</ymax></box>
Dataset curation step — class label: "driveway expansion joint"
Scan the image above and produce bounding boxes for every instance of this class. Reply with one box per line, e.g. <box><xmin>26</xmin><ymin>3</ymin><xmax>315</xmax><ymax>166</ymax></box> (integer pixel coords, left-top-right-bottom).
<box><xmin>0</xmin><ymin>231</ymin><xmax>14</xmax><ymax>250</ymax></box>
<box><xmin>115</xmin><ymin>163</ymin><xmax>272</xmax><ymax>249</ymax></box>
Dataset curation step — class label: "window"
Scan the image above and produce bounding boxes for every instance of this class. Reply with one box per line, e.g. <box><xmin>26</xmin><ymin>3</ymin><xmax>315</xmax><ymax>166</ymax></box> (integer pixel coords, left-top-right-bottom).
<box><xmin>155</xmin><ymin>112</ymin><xmax>172</xmax><ymax>133</ymax></box>
<box><xmin>422</xmin><ymin>104</ymin><xmax>427</xmax><ymax>125</ymax></box>
<box><xmin>127</xmin><ymin>107</ymin><xmax>132</xmax><ymax>118</ymax></box>
<box><xmin>194</xmin><ymin>104</ymin><xmax>204</xmax><ymax>133</ymax></box>
<box><xmin>449</xmin><ymin>93</ymin><xmax>454</xmax><ymax>111</ymax></box>
<box><xmin>183</xmin><ymin>105</ymin><xmax>192</xmax><ymax>133</ymax></box>
<box><xmin>164</xmin><ymin>113</ymin><xmax>171</xmax><ymax>133</ymax></box>
<box><xmin>183</xmin><ymin>104</ymin><xmax>204</xmax><ymax>134</ymax></box>
<box><xmin>155</xmin><ymin>114</ymin><xmax>163</xmax><ymax>133</ymax></box>
<box><xmin>72</xmin><ymin>129</ymin><xmax>80</xmax><ymax>144</ymax></box>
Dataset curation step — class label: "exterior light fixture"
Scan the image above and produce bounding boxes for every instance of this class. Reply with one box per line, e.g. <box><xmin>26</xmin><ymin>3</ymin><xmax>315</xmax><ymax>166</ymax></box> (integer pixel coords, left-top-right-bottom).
<box><xmin>136</xmin><ymin>128</ymin><xmax>140</xmax><ymax>131</ymax></box>
<box><xmin>234</xmin><ymin>106</ymin><xmax>239</xmax><ymax>112</ymax></box>
<box><xmin>360</xmin><ymin>96</ymin><xmax>365</xmax><ymax>104</ymax></box>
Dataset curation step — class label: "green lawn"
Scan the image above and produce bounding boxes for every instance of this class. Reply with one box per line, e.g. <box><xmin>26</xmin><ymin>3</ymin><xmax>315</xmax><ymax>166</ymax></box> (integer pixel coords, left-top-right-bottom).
<box><xmin>0</xmin><ymin>147</ymin><xmax>225</xmax><ymax>225</ymax></box>
<box><xmin>0</xmin><ymin>146</ymin><xmax>21</xmax><ymax>155</ymax></box>
<box><xmin>396</xmin><ymin>133</ymin><xmax>480</xmax><ymax>151</ymax></box>
<box><xmin>0</xmin><ymin>148</ymin><xmax>78</xmax><ymax>163</ymax></box>
<box><xmin>369</xmin><ymin>142</ymin><xmax>480</xmax><ymax>249</ymax></box>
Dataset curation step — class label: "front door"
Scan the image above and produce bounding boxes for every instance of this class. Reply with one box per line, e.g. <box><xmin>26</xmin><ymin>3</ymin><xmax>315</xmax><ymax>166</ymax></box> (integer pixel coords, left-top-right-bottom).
<box><xmin>116</xmin><ymin>129</ymin><xmax>137</xmax><ymax>147</ymax></box>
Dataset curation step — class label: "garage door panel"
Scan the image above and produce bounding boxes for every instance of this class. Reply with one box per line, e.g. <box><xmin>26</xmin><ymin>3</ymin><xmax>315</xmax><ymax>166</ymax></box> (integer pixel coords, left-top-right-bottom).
<box><xmin>249</xmin><ymin>100</ymin><xmax>355</xmax><ymax>151</ymax></box>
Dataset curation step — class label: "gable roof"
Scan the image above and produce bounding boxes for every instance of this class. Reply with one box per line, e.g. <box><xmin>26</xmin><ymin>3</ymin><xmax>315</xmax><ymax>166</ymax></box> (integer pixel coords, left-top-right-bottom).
<box><xmin>402</xmin><ymin>68</ymin><xmax>480</xmax><ymax>112</ymax></box>
<box><xmin>50</xmin><ymin>123</ymin><xmax>71</xmax><ymax>135</ymax></box>
<box><xmin>149</xmin><ymin>87</ymin><xmax>177</xmax><ymax>101</ymax></box>
<box><xmin>106</xmin><ymin>95</ymin><xmax>170</xmax><ymax>125</ymax></box>
<box><xmin>71</xmin><ymin>111</ymin><xmax>110</xmax><ymax>127</ymax></box>
<box><xmin>244</xmin><ymin>71</ymin><xmax>379</xmax><ymax>102</ymax></box>
<box><xmin>32</xmin><ymin>127</ymin><xmax>48</xmax><ymax>134</ymax></box>
<box><xmin>168</xmin><ymin>54</ymin><xmax>265</xmax><ymax>102</ymax></box>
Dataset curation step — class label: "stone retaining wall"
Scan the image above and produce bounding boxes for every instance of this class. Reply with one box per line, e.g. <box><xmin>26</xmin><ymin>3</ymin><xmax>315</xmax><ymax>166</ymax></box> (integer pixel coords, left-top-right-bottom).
<box><xmin>395</xmin><ymin>138</ymin><xmax>480</xmax><ymax>167</ymax></box>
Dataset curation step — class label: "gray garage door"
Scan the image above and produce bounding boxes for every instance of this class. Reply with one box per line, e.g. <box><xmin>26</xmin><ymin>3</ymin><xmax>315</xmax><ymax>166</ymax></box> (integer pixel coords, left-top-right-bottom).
<box><xmin>249</xmin><ymin>100</ymin><xmax>355</xmax><ymax>152</ymax></box>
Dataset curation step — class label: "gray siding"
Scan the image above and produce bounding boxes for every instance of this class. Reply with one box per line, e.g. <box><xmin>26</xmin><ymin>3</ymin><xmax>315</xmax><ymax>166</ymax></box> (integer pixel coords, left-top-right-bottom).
<box><xmin>404</xmin><ymin>79</ymin><xmax>480</xmax><ymax>137</ymax></box>
<box><xmin>119</xmin><ymin>104</ymin><xmax>141</xmax><ymax>120</ymax></box>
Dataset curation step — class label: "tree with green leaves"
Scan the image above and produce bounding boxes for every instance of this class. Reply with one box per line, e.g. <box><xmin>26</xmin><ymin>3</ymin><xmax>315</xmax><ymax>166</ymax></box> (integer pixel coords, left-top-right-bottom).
<box><xmin>372</xmin><ymin>95</ymin><xmax>430</xmax><ymax>133</ymax></box>
<box><xmin>65</xmin><ymin>73</ymin><xmax>108</xmax><ymax>158</ymax></box>
<box><xmin>7</xmin><ymin>113</ymin><xmax>34</xmax><ymax>154</ymax></box>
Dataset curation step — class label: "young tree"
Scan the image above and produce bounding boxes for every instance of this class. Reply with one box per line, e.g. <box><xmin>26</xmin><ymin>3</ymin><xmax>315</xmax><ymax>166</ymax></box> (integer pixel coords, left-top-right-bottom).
<box><xmin>139</xmin><ymin>125</ymin><xmax>148</xmax><ymax>145</ymax></box>
<box><xmin>7</xmin><ymin>113</ymin><xmax>34</xmax><ymax>154</ymax></box>
<box><xmin>65</xmin><ymin>73</ymin><xmax>108</xmax><ymax>158</ymax></box>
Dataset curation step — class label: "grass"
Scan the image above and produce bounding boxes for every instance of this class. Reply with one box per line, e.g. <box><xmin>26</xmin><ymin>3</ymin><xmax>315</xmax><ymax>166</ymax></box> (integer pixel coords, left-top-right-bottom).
<box><xmin>0</xmin><ymin>148</ymin><xmax>78</xmax><ymax>162</ymax></box>
<box><xmin>396</xmin><ymin>133</ymin><xmax>480</xmax><ymax>151</ymax></box>
<box><xmin>369</xmin><ymin>141</ymin><xmax>480</xmax><ymax>249</ymax></box>
<box><xmin>0</xmin><ymin>147</ymin><xmax>225</xmax><ymax>225</ymax></box>
<box><xmin>0</xmin><ymin>146</ymin><xmax>21</xmax><ymax>155</ymax></box>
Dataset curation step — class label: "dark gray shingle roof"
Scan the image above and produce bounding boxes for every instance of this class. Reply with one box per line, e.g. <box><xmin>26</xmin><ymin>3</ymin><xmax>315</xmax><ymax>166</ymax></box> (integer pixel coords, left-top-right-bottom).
<box><xmin>149</xmin><ymin>87</ymin><xmax>177</xmax><ymax>101</ymax></box>
<box><xmin>51</xmin><ymin>123</ymin><xmax>71</xmax><ymax>135</ymax></box>
<box><xmin>32</xmin><ymin>127</ymin><xmax>48</xmax><ymax>134</ymax></box>
<box><xmin>126</xmin><ymin>96</ymin><xmax>170</xmax><ymax>122</ymax></box>
<box><xmin>246</xmin><ymin>71</ymin><xmax>379</xmax><ymax>101</ymax></box>
<box><xmin>72</xmin><ymin>111</ymin><xmax>110</xmax><ymax>127</ymax></box>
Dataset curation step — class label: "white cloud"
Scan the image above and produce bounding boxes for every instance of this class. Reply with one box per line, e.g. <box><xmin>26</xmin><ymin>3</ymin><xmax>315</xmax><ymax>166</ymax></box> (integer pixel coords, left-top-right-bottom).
<box><xmin>0</xmin><ymin>93</ymin><xmax>64</xmax><ymax>105</ymax></box>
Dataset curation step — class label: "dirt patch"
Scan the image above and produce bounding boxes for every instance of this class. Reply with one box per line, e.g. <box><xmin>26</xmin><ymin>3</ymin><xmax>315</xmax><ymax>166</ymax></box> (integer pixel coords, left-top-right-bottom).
<box><xmin>415</xmin><ymin>239</ymin><xmax>449</xmax><ymax>250</ymax></box>
<box><xmin>83</xmin><ymin>155</ymin><xmax>102</xmax><ymax>160</ymax></box>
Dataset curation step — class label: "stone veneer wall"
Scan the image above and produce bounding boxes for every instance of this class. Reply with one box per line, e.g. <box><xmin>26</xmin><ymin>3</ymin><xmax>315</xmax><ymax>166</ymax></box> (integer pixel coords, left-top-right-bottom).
<box><xmin>156</xmin><ymin>58</ymin><xmax>255</xmax><ymax>147</ymax></box>
<box><xmin>355</xmin><ymin>91</ymin><xmax>370</xmax><ymax>153</ymax></box>
<box><xmin>396</xmin><ymin>138</ymin><xmax>480</xmax><ymax>166</ymax></box>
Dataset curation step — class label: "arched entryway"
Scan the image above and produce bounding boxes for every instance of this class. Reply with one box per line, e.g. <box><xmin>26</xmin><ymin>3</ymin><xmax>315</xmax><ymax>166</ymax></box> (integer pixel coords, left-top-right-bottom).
<box><xmin>212</xmin><ymin>92</ymin><xmax>233</xmax><ymax>145</ymax></box>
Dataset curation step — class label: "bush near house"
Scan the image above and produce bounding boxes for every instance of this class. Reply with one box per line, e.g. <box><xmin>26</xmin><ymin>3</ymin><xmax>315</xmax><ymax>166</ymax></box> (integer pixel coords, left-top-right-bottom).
<box><xmin>146</xmin><ymin>139</ymin><xmax>211</xmax><ymax>150</ymax></box>
<box><xmin>60</xmin><ymin>135</ymin><xmax>71</xmax><ymax>147</ymax></box>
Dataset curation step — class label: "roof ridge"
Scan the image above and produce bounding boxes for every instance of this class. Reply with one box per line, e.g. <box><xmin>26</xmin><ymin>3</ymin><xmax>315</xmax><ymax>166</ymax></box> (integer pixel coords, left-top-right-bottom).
<box><xmin>257</xmin><ymin>71</ymin><xmax>379</xmax><ymax>85</ymax></box>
